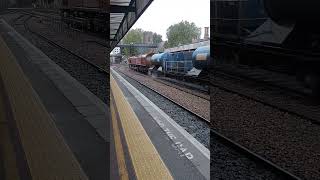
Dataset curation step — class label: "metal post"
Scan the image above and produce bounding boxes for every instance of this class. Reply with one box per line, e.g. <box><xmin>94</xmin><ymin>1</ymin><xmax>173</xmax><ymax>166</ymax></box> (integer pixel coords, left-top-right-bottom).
<box><xmin>214</xmin><ymin>0</ymin><xmax>218</xmax><ymax>33</ymax></box>
<box><xmin>237</xmin><ymin>0</ymin><xmax>242</xmax><ymax>38</ymax></box>
<box><xmin>87</xmin><ymin>43</ymin><xmax>89</xmax><ymax>58</ymax></box>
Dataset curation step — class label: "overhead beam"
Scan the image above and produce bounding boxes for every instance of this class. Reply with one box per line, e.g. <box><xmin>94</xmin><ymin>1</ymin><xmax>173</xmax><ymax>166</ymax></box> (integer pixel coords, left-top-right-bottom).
<box><xmin>111</xmin><ymin>0</ymin><xmax>154</xmax><ymax>49</ymax></box>
<box><xmin>110</xmin><ymin>5</ymin><xmax>135</xmax><ymax>13</ymax></box>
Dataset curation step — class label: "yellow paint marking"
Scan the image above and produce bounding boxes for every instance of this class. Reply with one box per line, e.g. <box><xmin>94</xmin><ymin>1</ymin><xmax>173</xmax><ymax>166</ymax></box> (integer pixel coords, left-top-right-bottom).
<box><xmin>0</xmin><ymin>29</ymin><xmax>88</xmax><ymax>179</ymax></box>
<box><xmin>0</xmin><ymin>124</ymin><xmax>20</xmax><ymax>180</ymax></box>
<box><xmin>0</xmin><ymin>83</ymin><xmax>20</xmax><ymax>180</ymax></box>
<box><xmin>111</xmin><ymin>96</ymin><xmax>129</xmax><ymax>180</ymax></box>
<box><xmin>111</xmin><ymin>74</ymin><xmax>173</xmax><ymax>180</ymax></box>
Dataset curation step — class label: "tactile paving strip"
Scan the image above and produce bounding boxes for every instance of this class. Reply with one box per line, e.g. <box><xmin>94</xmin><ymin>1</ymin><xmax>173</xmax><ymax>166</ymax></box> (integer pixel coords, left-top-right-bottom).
<box><xmin>111</xmin><ymin>74</ymin><xmax>173</xmax><ymax>180</ymax></box>
<box><xmin>0</xmin><ymin>29</ymin><xmax>88</xmax><ymax>180</ymax></box>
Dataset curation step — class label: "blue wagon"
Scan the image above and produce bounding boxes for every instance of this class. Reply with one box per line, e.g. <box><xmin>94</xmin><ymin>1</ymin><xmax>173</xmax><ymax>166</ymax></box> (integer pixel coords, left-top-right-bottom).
<box><xmin>192</xmin><ymin>46</ymin><xmax>211</xmax><ymax>70</ymax></box>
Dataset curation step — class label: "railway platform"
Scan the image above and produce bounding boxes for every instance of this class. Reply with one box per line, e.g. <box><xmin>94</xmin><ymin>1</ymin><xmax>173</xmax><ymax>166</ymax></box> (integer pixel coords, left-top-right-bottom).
<box><xmin>110</xmin><ymin>68</ymin><xmax>210</xmax><ymax>179</ymax></box>
<box><xmin>0</xmin><ymin>17</ymin><xmax>209</xmax><ymax>179</ymax></box>
<box><xmin>0</xmin><ymin>19</ymin><xmax>108</xmax><ymax>179</ymax></box>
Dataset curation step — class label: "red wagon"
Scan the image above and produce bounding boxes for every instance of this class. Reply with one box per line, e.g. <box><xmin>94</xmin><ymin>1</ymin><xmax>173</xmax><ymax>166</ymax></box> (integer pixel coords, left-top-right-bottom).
<box><xmin>128</xmin><ymin>52</ymin><xmax>154</xmax><ymax>73</ymax></box>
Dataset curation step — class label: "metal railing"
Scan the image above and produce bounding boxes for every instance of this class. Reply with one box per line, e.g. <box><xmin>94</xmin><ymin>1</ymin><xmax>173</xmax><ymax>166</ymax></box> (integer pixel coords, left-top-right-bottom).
<box><xmin>164</xmin><ymin>61</ymin><xmax>193</xmax><ymax>74</ymax></box>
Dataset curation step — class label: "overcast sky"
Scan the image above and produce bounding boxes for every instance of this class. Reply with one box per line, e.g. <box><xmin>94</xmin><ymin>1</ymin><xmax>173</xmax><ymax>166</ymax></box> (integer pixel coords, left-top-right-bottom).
<box><xmin>131</xmin><ymin>0</ymin><xmax>210</xmax><ymax>41</ymax></box>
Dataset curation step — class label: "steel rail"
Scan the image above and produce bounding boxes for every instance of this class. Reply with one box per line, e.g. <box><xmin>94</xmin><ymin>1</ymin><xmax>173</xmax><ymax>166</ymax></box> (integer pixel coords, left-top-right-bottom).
<box><xmin>21</xmin><ymin>13</ymin><xmax>108</xmax><ymax>74</ymax></box>
<box><xmin>152</xmin><ymin>78</ymin><xmax>210</xmax><ymax>100</ymax></box>
<box><xmin>211</xmin><ymin>129</ymin><xmax>301</xmax><ymax>180</ymax></box>
<box><xmin>115</xmin><ymin>68</ymin><xmax>210</xmax><ymax>124</ymax></box>
<box><xmin>115</xmin><ymin>69</ymin><xmax>301</xmax><ymax>180</ymax></box>
<box><xmin>214</xmin><ymin>66</ymin><xmax>309</xmax><ymax>97</ymax></box>
<box><xmin>121</xmin><ymin>69</ymin><xmax>209</xmax><ymax>100</ymax></box>
<box><xmin>212</xmin><ymin>72</ymin><xmax>320</xmax><ymax>126</ymax></box>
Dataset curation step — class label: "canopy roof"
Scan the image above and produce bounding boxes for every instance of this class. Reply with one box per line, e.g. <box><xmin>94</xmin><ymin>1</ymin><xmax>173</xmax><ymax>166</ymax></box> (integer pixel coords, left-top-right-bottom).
<box><xmin>110</xmin><ymin>0</ymin><xmax>153</xmax><ymax>49</ymax></box>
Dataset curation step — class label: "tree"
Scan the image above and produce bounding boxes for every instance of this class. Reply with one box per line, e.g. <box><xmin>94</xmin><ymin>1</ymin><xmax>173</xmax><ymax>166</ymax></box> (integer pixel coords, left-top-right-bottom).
<box><xmin>122</xmin><ymin>29</ymin><xmax>143</xmax><ymax>56</ymax></box>
<box><xmin>153</xmin><ymin>33</ymin><xmax>163</xmax><ymax>44</ymax></box>
<box><xmin>163</xmin><ymin>41</ymin><xmax>169</xmax><ymax>49</ymax></box>
<box><xmin>121</xmin><ymin>29</ymin><xmax>163</xmax><ymax>56</ymax></box>
<box><xmin>166</xmin><ymin>21</ymin><xmax>201</xmax><ymax>48</ymax></box>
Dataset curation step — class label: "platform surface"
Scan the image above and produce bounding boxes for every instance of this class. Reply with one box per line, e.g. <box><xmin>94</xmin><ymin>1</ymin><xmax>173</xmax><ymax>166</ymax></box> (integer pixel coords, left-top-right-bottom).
<box><xmin>0</xmin><ymin>17</ymin><xmax>209</xmax><ymax>179</ymax></box>
<box><xmin>111</xmin><ymin>67</ymin><xmax>210</xmax><ymax>180</ymax></box>
<box><xmin>0</xmin><ymin>19</ymin><xmax>108</xmax><ymax>180</ymax></box>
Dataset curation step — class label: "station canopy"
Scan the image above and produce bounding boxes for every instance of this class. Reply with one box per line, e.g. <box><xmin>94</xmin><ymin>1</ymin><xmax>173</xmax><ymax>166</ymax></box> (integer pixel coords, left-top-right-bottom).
<box><xmin>110</xmin><ymin>0</ymin><xmax>153</xmax><ymax>49</ymax></box>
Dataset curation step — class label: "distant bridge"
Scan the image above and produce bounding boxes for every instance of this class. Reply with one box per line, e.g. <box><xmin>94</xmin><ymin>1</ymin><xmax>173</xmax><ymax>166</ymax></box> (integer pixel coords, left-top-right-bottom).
<box><xmin>116</xmin><ymin>43</ymin><xmax>159</xmax><ymax>55</ymax></box>
<box><xmin>116</xmin><ymin>44</ymin><xmax>158</xmax><ymax>48</ymax></box>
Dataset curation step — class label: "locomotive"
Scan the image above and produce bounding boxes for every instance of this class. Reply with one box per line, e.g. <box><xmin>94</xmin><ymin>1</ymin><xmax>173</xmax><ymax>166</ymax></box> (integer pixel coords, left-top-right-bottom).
<box><xmin>213</xmin><ymin>0</ymin><xmax>320</xmax><ymax>97</ymax></box>
<box><xmin>128</xmin><ymin>46</ymin><xmax>211</xmax><ymax>79</ymax></box>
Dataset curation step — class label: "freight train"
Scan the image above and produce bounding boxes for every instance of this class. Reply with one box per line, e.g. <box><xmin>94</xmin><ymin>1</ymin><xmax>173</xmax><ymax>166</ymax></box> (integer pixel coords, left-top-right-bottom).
<box><xmin>59</xmin><ymin>0</ymin><xmax>107</xmax><ymax>36</ymax></box>
<box><xmin>128</xmin><ymin>52</ymin><xmax>154</xmax><ymax>73</ymax></box>
<box><xmin>213</xmin><ymin>0</ymin><xmax>320</xmax><ymax>98</ymax></box>
<box><xmin>128</xmin><ymin>46</ymin><xmax>211</xmax><ymax>80</ymax></box>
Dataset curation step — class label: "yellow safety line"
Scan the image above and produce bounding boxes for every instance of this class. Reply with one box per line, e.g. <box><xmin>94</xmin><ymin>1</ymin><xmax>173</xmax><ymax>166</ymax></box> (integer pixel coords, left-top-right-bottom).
<box><xmin>0</xmin><ymin>125</ymin><xmax>20</xmax><ymax>180</ymax></box>
<box><xmin>0</xmin><ymin>31</ymin><xmax>88</xmax><ymax>179</ymax></box>
<box><xmin>111</xmin><ymin>74</ymin><xmax>173</xmax><ymax>180</ymax></box>
<box><xmin>111</xmin><ymin>96</ymin><xmax>129</xmax><ymax>180</ymax></box>
<box><xmin>0</xmin><ymin>82</ymin><xmax>20</xmax><ymax>180</ymax></box>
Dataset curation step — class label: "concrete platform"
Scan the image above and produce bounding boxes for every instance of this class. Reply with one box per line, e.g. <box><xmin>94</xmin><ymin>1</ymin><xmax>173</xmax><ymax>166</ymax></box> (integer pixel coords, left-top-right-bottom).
<box><xmin>0</xmin><ymin>19</ymin><xmax>108</xmax><ymax>179</ymax></box>
<box><xmin>0</xmin><ymin>77</ymin><xmax>20</xmax><ymax>180</ymax></box>
<box><xmin>0</xmin><ymin>16</ymin><xmax>209</xmax><ymax>179</ymax></box>
<box><xmin>111</xmin><ymin>67</ymin><xmax>210</xmax><ymax>180</ymax></box>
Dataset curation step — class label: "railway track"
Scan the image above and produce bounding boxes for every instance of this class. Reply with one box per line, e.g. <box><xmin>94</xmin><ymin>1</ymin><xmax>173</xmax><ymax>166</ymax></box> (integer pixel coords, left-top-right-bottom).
<box><xmin>18</xmin><ymin>10</ymin><xmax>106</xmax><ymax>44</ymax></box>
<box><xmin>17</xmin><ymin>11</ymin><xmax>107</xmax><ymax>69</ymax></box>
<box><xmin>20</xmin><ymin>9</ymin><xmax>106</xmax><ymax>39</ymax></box>
<box><xmin>9</xmin><ymin>13</ymin><xmax>27</xmax><ymax>24</ymax></box>
<box><xmin>3</xmin><ymin>10</ymin><xmax>303</xmax><ymax>179</ymax></box>
<box><xmin>214</xmin><ymin>64</ymin><xmax>310</xmax><ymax>96</ymax></box>
<box><xmin>213</xmin><ymin>67</ymin><xmax>320</xmax><ymax>125</ymax></box>
<box><xmin>156</xmin><ymin>74</ymin><xmax>209</xmax><ymax>91</ymax></box>
<box><xmin>120</xmin><ymin>67</ymin><xmax>209</xmax><ymax>100</ymax></box>
<box><xmin>0</xmin><ymin>9</ymin><xmax>19</xmax><ymax>15</ymax></box>
<box><xmin>211</xmin><ymin>129</ymin><xmax>301</xmax><ymax>180</ymax></box>
<box><xmin>163</xmin><ymin>72</ymin><xmax>210</xmax><ymax>89</ymax></box>
<box><xmin>6</xmin><ymin>12</ymin><xmax>109</xmax><ymax>104</ymax></box>
<box><xmin>24</xmin><ymin>16</ymin><xmax>107</xmax><ymax>72</ymax></box>
<box><xmin>153</xmin><ymin>78</ymin><xmax>209</xmax><ymax>100</ymax></box>
<box><xmin>114</xmin><ymin>66</ymin><xmax>210</xmax><ymax>123</ymax></box>
<box><xmin>113</xmin><ymin>67</ymin><xmax>300</xmax><ymax>180</ymax></box>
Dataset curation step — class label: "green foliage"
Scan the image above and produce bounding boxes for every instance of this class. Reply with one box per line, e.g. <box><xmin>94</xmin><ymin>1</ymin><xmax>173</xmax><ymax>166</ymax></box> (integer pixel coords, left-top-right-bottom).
<box><xmin>121</xmin><ymin>29</ymin><xmax>163</xmax><ymax>56</ymax></box>
<box><xmin>166</xmin><ymin>21</ymin><xmax>201</xmax><ymax>48</ymax></box>
<box><xmin>143</xmin><ymin>31</ymin><xmax>163</xmax><ymax>44</ymax></box>
<box><xmin>122</xmin><ymin>29</ymin><xmax>143</xmax><ymax>56</ymax></box>
<box><xmin>153</xmin><ymin>33</ymin><xmax>163</xmax><ymax>44</ymax></box>
<box><xmin>163</xmin><ymin>41</ymin><xmax>169</xmax><ymax>49</ymax></box>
